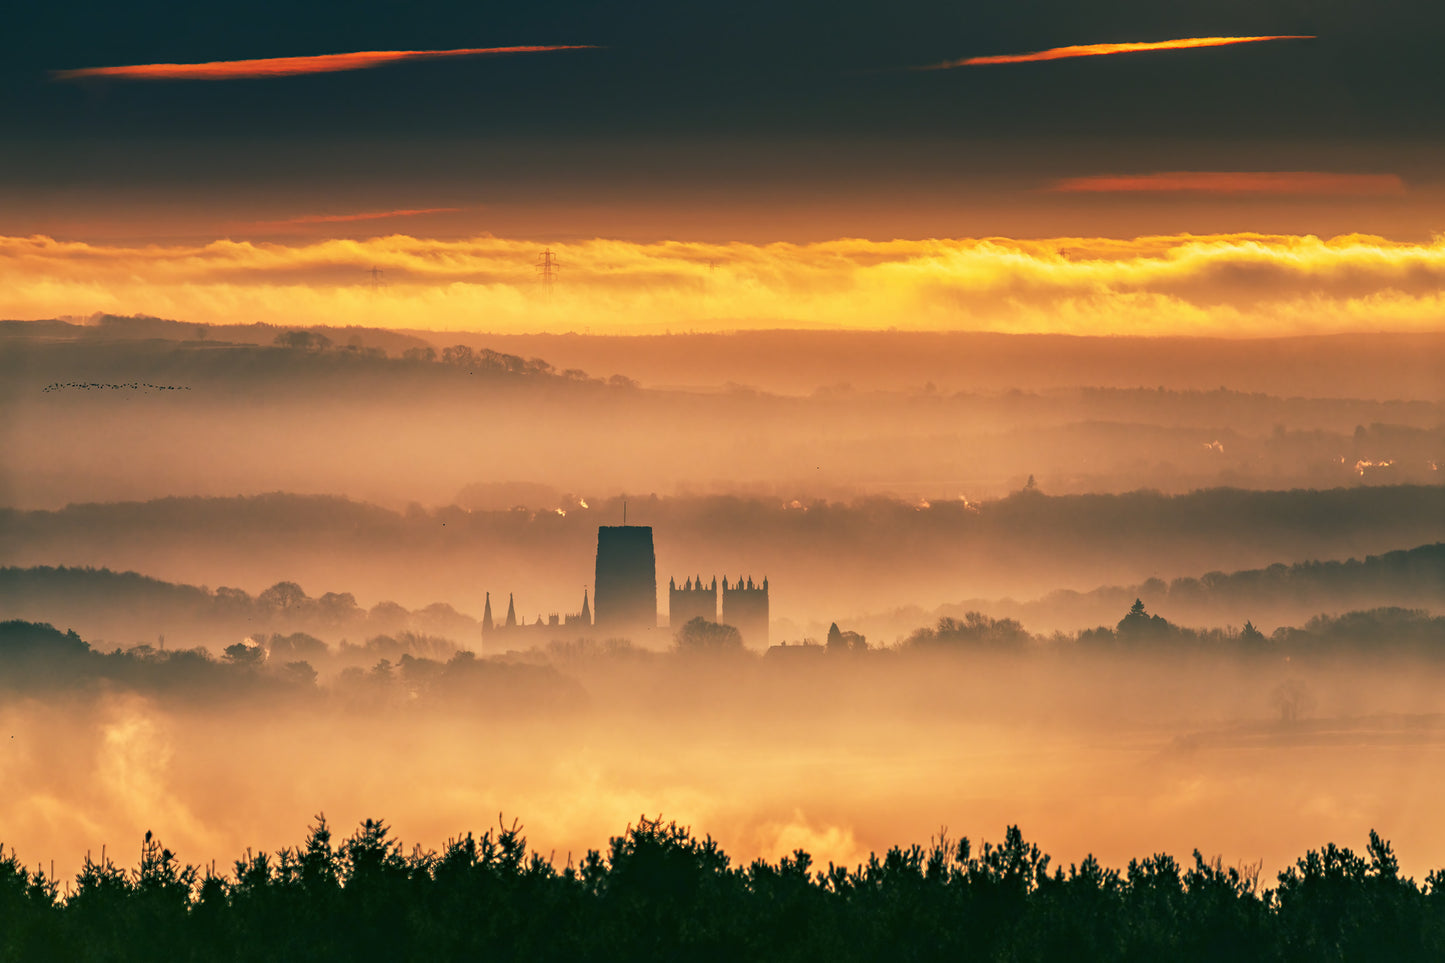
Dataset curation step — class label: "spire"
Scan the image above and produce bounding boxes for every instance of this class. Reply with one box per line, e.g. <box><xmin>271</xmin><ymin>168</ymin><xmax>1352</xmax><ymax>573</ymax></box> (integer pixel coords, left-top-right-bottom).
<box><xmin>505</xmin><ymin>592</ymin><xmax>517</xmax><ymax>628</ymax></box>
<box><xmin>482</xmin><ymin>591</ymin><xmax>494</xmax><ymax>633</ymax></box>
<box><xmin>581</xmin><ymin>587</ymin><xmax>591</xmax><ymax>624</ymax></box>
<box><xmin>670</xmin><ymin>576</ymin><xmax>677</xmax><ymax>590</ymax></box>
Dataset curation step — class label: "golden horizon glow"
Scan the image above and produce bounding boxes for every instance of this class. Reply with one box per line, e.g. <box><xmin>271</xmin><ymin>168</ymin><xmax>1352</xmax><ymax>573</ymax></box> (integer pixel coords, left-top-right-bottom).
<box><xmin>4</xmin><ymin>231</ymin><xmax>1445</xmax><ymax>337</ymax></box>
<box><xmin>923</xmin><ymin>35</ymin><xmax>1315</xmax><ymax>69</ymax></box>
<box><xmin>51</xmin><ymin>46</ymin><xmax>598</xmax><ymax>81</ymax></box>
<box><xmin>1050</xmin><ymin>172</ymin><xmax>1406</xmax><ymax>195</ymax></box>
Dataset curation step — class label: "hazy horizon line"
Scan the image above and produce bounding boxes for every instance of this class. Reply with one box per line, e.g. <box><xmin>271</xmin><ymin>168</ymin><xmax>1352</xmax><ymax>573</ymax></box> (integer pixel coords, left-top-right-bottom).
<box><xmin>12</xmin><ymin>313</ymin><xmax>1445</xmax><ymax>343</ymax></box>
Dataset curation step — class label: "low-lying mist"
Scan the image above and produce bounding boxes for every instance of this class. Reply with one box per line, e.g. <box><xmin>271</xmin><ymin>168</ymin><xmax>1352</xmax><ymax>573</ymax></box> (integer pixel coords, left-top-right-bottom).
<box><xmin>3</xmin><ymin>487</ymin><xmax>1440</xmax><ymax>632</ymax></box>
<box><xmin>5</xmin><ymin>317</ymin><xmax>1443</xmax><ymax>900</ymax></box>
<box><xmin>4</xmin><ymin>541</ymin><xmax>1442</xmax><ymax>653</ymax></box>
<box><xmin>3</xmin><ymin>324</ymin><xmax>1442</xmax><ymax>510</ymax></box>
<box><xmin>5</xmin><ymin>613</ymin><xmax>1445</xmax><ymax>890</ymax></box>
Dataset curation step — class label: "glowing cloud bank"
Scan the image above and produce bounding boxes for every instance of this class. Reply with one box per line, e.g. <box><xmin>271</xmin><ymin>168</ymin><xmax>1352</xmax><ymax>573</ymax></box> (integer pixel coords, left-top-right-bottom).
<box><xmin>3</xmin><ymin>232</ymin><xmax>1444</xmax><ymax>336</ymax></box>
<box><xmin>924</xmin><ymin>35</ymin><xmax>1314</xmax><ymax>69</ymax></box>
<box><xmin>51</xmin><ymin>46</ymin><xmax>597</xmax><ymax>81</ymax></box>
<box><xmin>1050</xmin><ymin>172</ymin><xmax>1406</xmax><ymax>195</ymax></box>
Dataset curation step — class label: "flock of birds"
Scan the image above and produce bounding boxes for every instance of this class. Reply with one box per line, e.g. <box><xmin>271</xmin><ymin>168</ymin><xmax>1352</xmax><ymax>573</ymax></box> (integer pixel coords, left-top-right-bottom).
<box><xmin>42</xmin><ymin>382</ymin><xmax>190</xmax><ymax>392</ymax></box>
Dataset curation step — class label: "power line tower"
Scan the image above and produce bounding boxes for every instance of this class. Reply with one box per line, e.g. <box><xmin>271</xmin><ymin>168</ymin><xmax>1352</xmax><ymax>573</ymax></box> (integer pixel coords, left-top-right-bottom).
<box><xmin>701</xmin><ymin>259</ymin><xmax>719</xmax><ymax>314</ymax></box>
<box><xmin>365</xmin><ymin>266</ymin><xmax>386</xmax><ymax>292</ymax></box>
<box><xmin>536</xmin><ymin>248</ymin><xmax>559</xmax><ymax>299</ymax></box>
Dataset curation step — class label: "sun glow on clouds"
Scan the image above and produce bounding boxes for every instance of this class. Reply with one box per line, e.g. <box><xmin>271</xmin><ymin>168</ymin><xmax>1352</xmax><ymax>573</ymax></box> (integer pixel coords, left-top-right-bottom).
<box><xmin>51</xmin><ymin>46</ymin><xmax>597</xmax><ymax>81</ymax></box>
<box><xmin>923</xmin><ymin>35</ymin><xmax>1314</xmax><ymax>69</ymax></box>
<box><xmin>4</xmin><ymin>232</ymin><xmax>1445</xmax><ymax>337</ymax></box>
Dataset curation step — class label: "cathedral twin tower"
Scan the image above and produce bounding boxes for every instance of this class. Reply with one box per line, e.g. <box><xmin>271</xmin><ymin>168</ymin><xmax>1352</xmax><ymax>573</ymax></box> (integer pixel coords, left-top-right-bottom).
<box><xmin>482</xmin><ymin>522</ymin><xmax>768</xmax><ymax>648</ymax></box>
<box><xmin>669</xmin><ymin>572</ymin><xmax>769</xmax><ymax>649</ymax></box>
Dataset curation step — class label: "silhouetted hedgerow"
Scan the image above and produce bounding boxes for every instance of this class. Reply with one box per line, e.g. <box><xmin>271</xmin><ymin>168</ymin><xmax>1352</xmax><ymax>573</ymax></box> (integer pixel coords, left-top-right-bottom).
<box><xmin>4</xmin><ymin>817</ymin><xmax>1445</xmax><ymax>962</ymax></box>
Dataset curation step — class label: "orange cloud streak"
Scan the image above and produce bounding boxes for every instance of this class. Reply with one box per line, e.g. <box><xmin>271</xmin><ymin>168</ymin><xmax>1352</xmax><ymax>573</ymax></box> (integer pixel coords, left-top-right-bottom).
<box><xmin>253</xmin><ymin>208</ymin><xmax>465</xmax><ymax>228</ymax></box>
<box><xmin>52</xmin><ymin>46</ymin><xmax>597</xmax><ymax>81</ymax></box>
<box><xmin>1049</xmin><ymin>172</ymin><xmax>1406</xmax><ymax>196</ymax></box>
<box><xmin>923</xmin><ymin>35</ymin><xmax>1314</xmax><ymax>69</ymax></box>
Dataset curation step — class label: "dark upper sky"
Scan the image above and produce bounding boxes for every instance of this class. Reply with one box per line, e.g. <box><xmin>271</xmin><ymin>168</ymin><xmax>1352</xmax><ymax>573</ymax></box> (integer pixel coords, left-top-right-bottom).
<box><xmin>5</xmin><ymin>0</ymin><xmax>1443</xmax><ymax>241</ymax></box>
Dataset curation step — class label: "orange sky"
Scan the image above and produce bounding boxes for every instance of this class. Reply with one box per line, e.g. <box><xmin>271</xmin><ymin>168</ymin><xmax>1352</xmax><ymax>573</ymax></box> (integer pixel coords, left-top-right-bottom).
<box><xmin>4</xmin><ymin>231</ymin><xmax>1445</xmax><ymax>336</ymax></box>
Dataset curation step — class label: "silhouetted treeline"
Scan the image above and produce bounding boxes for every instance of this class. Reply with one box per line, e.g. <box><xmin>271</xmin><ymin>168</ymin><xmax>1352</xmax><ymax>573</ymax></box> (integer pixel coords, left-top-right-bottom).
<box><xmin>5</xmin><ymin>543</ymin><xmax>1441</xmax><ymax>661</ymax></box>
<box><xmin>1064</xmin><ymin>604</ymin><xmax>1445</xmax><ymax>660</ymax></box>
<box><xmin>6</xmin><ymin>600</ymin><xmax>1443</xmax><ymax>720</ymax></box>
<box><xmin>0</xmin><ymin>313</ymin><xmax>432</xmax><ymax>356</ymax></box>
<box><xmin>452</xmin><ymin>329</ymin><xmax>1445</xmax><ymax>399</ymax></box>
<box><xmin>3</xmin><ymin>314</ymin><xmax>573</xmax><ymax>382</ymax></box>
<box><xmin>0</xmin><ymin>621</ymin><xmax>576</xmax><ymax>712</ymax></box>
<box><xmin>902</xmin><ymin>611</ymin><xmax>1031</xmax><ymax>651</ymax></box>
<box><xmin>0</xmin><ymin>565</ymin><xmax>478</xmax><ymax>654</ymax></box>
<box><xmin>0</xmin><ymin>325</ymin><xmax>629</xmax><ymax>407</ymax></box>
<box><xmin>5</xmin><ymin>488</ymin><xmax>1443</xmax><ymax>630</ymax></box>
<box><xmin>14</xmin><ymin>319</ymin><xmax>1445</xmax><ymax>401</ymax></box>
<box><xmin>892</xmin><ymin>604</ymin><xmax>1445</xmax><ymax>661</ymax></box>
<box><xmin>924</xmin><ymin>542</ymin><xmax>1445</xmax><ymax>637</ymax></box>
<box><xmin>4</xmin><ymin>815</ymin><xmax>1444</xmax><ymax>962</ymax></box>
<box><xmin>0</xmin><ymin>620</ymin><xmax>299</xmax><ymax>703</ymax></box>
<box><xmin>10</xmin><ymin>319</ymin><xmax>1445</xmax><ymax>514</ymax></box>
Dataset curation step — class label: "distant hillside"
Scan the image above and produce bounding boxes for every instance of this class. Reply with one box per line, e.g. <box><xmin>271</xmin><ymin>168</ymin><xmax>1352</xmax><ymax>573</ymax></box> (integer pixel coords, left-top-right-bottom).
<box><xmin>0</xmin><ymin>313</ymin><xmax>433</xmax><ymax>355</ymax></box>
<box><xmin>8</xmin><ymin>317</ymin><xmax>1445</xmax><ymax>399</ymax></box>
<box><xmin>4</xmin><ymin>487</ymin><xmax>1443</xmax><ymax>627</ymax></box>
<box><xmin>0</xmin><ymin>563</ymin><xmax>480</xmax><ymax>651</ymax></box>
<box><xmin>6</xmin><ymin>541</ymin><xmax>1441</xmax><ymax>653</ymax></box>
<box><xmin>0</xmin><ymin>320</ymin><xmax>596</xmax><ymax>404</ymax></box>
<box><xmin>413</xmin><ymin>329</ymin><xmax>1445</xmax><ymax>399</ymax></box>
<box><xmin>914</xmin><ymin>542</ymin><xmax>1445</xmax><ymax>638</ymax></box>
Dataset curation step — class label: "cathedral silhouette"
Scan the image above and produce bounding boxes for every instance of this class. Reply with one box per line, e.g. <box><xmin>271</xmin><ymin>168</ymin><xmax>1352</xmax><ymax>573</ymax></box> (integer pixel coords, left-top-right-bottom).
<box><xmin>481</xmin><ymin>522</ymin><xmax>768</xmax><ymax>649</ymax></box>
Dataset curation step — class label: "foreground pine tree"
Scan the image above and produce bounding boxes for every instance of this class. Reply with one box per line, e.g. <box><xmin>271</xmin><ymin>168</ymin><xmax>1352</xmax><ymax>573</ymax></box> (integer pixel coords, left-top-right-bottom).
<box><xmin>4</xmin><ymin>817</ymin><xmax>1445</xmax><ymax>961</ymax></box>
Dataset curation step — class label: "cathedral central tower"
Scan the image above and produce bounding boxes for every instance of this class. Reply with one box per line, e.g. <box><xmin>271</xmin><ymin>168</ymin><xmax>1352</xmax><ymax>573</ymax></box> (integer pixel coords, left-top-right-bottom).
<box><xmin>593</xmin><ymin>524</ymin><xmax>657</xmax><ymax>637</ymax></box>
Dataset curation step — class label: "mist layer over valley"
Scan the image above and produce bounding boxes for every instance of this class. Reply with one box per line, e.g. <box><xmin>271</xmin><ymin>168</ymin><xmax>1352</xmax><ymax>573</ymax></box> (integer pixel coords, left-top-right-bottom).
<box><xmin>2</xmin><ymin>488</ymin><xmax>1440</xmax><ymax>636</ymax></box>
<box><xmin>2</xmin><ymin>318</ymin><xmax>1442</xmax><ymax>509</ymax></box>
<box><xmin>9</xmin><ymin>0</ymin><xmax>1445</xmax><ymax>939</ymax></box>
<box><xmin>6</xmin><ymin>610</ymin><xmax>1445</xmax><ymax>892</ymax></box>
<box><xmin>3</xmin><ymin>315</ymin><xmax>1443</xmax><ymax>899</ymax></box>
<box><xmin>6</xmin><ymin>542</ymin><xmax>1442</xmax><ymax>655</ymax></box>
